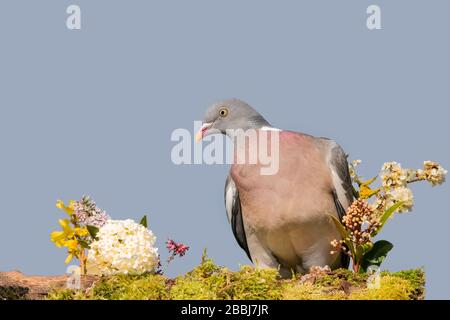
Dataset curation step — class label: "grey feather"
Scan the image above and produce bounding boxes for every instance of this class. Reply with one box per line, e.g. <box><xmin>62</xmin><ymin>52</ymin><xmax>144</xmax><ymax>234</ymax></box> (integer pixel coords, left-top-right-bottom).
<box><xmin>330</xmin><ymin>144</ymin><xmax>354</xmax><ymax>206</ymax></box>
<box><xmin>329</xmin><ymin>144</ymin><xmax>353</xmax><ymax>269</ymax></box>
<box><xmin>316</xmin><ymin>137</ymin><xmax>353</xmax><ymax>269</ymax></box>
<box><xmin>224</xmin><ymin>175</ymin><xmax>252</xmax><ymax>261</ymax></box>
<box><xmin>332</xmin><ymin>190</ymin><xmax>347</xmax><ymax>221</ymax></box>
<box><xmin>332</xmin><ymin>190</ymin><xmax>350</xmax><ymax>269</ymax></box>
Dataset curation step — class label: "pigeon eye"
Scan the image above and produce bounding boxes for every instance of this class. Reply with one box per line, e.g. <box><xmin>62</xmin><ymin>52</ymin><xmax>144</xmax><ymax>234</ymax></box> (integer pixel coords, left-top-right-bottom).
<box><xmin>219</xmin><ymin>107</ymin><xmax>229</xmax><ymax>117</ymax></box>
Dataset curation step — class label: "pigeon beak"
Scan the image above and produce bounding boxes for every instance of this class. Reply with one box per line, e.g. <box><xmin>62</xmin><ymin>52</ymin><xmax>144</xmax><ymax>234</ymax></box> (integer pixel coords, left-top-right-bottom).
<box><xmin>195</xmin><ymin>122</ymin><xmax>212</xmax><ymax>142</ymax></box>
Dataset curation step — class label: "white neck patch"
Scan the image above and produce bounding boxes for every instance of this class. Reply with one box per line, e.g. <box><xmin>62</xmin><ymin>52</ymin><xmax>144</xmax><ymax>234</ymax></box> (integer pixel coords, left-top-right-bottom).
<box><xmin>260</xmin><ymin>126</ymin><xmax>282</xmax><ymax>132</ymax></box>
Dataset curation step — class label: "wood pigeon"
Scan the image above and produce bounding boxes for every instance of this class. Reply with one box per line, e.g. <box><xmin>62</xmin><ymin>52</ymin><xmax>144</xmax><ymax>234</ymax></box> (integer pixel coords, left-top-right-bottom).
<box><xmin>196</xmin><ymin>99</ymin><xmax>352</xmax><ymax>276</ymax></box>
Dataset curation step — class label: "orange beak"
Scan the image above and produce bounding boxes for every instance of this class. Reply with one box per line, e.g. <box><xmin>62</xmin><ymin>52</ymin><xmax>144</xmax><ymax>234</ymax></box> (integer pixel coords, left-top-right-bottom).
<box><xmin>195</xmin><ymin>122</ymin><xmax>212</xmax><ymax>142</ymax></box>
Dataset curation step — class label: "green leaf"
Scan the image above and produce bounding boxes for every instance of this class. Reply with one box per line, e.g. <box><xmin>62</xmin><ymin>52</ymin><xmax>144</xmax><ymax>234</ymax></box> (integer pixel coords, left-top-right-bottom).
<box><xmin>139</xmin><ymin>215</ymin><xmax>148</xmax><ymax>228</ymax></box>
<box><xmin>86</xmin><ymin>225</ymin><xmax>99</xmax><ymax>240</ymax></box>
<box><xmin>360</xmin><ymin>240</ymin><xmax>393</xmax><ymax>272</ymax></box>
<box><xmin>372</xmin><ymin>201</ymin><xmax>404</xmax><ymax>237</ymax></box>
<box><xmin>380</xmin><ymin>201</ymin><xmax>404</xmax><ymax>225</ymax></box>
<box><xmin>360</xmin><ymin>242</ymin><xmax>374</xmax><ymax>254</ymax></box>
<box><xmin>78</xmin><ymin>240</ymin><xmax>91</xmax><ymax>249</ymax></box>
<box><xmin>328</xmin><ymin>214</ymin><xmax>356</xmax><ymax>259</ymax></box>
<box><xmin>358</xmin><ymin>175</ymin><xmax>378</xmax><ymax>187</ymax></box>
<box><xmin>352</xmin><ymin>185</ymin><xmax>360</xmax><ymax>199</ymax></box>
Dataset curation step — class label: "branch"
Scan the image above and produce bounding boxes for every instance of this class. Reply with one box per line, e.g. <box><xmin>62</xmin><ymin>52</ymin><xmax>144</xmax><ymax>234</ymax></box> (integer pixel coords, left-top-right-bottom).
<box><xmin>0</xmin><ymin>270</ymin><xmax>98</xmax><ymax>300</ymax></box>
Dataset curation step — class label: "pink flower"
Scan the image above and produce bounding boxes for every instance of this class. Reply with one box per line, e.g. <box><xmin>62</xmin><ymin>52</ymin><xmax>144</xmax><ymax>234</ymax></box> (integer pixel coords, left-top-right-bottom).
<box><xmin>166</xmin><ymin>239</ymin><xmax>190</xmax><ymax>257</ymax></box>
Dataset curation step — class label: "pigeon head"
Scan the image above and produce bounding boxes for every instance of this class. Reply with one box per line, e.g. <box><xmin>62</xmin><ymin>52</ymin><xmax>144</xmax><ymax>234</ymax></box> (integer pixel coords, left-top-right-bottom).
<box><xmin>195</xmin><ymin>99</ymin><xmax>271</xmax><ymax>141</ymax></box>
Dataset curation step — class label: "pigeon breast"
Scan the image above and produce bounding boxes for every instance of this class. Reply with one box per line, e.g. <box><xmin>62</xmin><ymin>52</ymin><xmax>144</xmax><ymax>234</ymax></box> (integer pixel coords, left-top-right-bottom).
<box><xmin>230</xmin><ymin>130</ymin><xmax>341</xmax><ymax>268</ymax></box>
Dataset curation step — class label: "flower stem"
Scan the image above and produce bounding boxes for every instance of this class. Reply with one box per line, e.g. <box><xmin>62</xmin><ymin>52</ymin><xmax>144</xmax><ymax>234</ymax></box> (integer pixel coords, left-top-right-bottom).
<box><xmin>353</xmin><ymin>262</ymin><xmax>360</xmax><ymax>273</ymax></box>
<box><xmin>79</xmin><ymin>250</ymin><xmax>87</xmax><ymax>275</ymax></box>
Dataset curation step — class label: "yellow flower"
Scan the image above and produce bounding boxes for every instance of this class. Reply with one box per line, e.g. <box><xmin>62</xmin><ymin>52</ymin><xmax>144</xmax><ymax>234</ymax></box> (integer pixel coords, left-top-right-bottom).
<box><xmin>65</xmin><ymin>239</ymin><xmax>79</xmax><ymax>250</ymax></box>
<box><xmin>56</xmin><ymin>200</ymin><xmax>64</xmax><ymax>209</ymax></box>
<box><xmin>52</xmin><ymin>198</ymin><xmax>91</xmax><ymax>271</ymax></box>
<box><xmin>50</xmin><ymin>219</ymin><xmax>80</xmax><ymax>248</ymax></box>
<box><xmin>65</xmin><ymin>254</ymin><xmax>74</xmax><ymax>264</ymax></box>
<box><xmin>359</xmin><ymin>185</ymin><xmax>379</xmax><ymax>199</ymax></box>
<box><xmin>56</xmin><ymin>199</ymin><xmax>74</xmax><ymax>216</ymax></box>
<box><xmin>74</xmin><ymin>227</ymin><xmax>89</xmax><ymax>237</ymax></box>
<box><xmin>50</xmin><ymin>231</ymin><xmax>66</xmax><ymax>247</ymax></box>
<box><xmin>358</xmin><ymin>177</ymin><xmax>380</xmax><ymax>199</ymax></box>
<box><xmin>59</xmin><ymin>219</ymin><xmax>74</xmax><ymax>237</ymax></box>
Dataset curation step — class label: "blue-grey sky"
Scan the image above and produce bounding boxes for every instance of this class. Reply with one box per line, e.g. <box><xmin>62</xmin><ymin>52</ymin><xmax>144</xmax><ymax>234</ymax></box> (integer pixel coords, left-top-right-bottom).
<box><xmin>0</xmin><ymin>0</ymin><xmax>448</xmax><ymax>299</ymax></box>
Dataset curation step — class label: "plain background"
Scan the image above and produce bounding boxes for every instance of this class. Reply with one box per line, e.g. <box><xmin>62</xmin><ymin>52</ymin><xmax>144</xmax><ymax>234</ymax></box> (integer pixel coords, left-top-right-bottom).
<box><xmin>0</xmin><ymin>0</ymin><xmax>448</xmax><ymax>299</ymax></box>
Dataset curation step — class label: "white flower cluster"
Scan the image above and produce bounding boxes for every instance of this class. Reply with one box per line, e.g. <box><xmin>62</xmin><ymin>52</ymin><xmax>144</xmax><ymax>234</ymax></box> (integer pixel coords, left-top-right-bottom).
<box><xmin>349</xmin><ymin>159</ymin><xmax>362</xmax><ymax>181</ymax></box>
<box><xmin>380</xmin><ymin>162</ymin><xmax>408</xmax><ymax>189</ymax></box>
<box><xmin>377</xmin><ymin>160</ymin><xmax>447</xmax><ymax>213</ymax></box>
<box><xmin>88</xmin><ymin>219</ymin><xmax>159</xmax><ymax>276</ymax></box>
<box><xmin>385</xmin><ymin>186</ymin><xmax>414</xmax><ymax>213</ymax></box>
<box><xmin>379</xmin><ymin>162</ymin><xmax>413</xmax><ymax>213</ymax></box>
<box><xmin>422</xmin><ymin>161</ymin><xmax>447</xmax><ymax>186</ymax></box>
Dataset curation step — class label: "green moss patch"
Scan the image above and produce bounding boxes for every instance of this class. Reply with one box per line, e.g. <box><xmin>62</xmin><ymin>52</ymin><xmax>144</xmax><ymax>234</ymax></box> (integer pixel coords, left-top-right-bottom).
<box><xmin>46</xmin><ymin>256</ymin><xmax>425</xmax><ymax>300</ymax></box>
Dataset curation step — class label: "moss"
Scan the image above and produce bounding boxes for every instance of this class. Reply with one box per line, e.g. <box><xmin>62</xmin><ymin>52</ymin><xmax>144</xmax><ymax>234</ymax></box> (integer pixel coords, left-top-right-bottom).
<box><xmin>46</xmin><ymin>255</ymin><xmax>425</xmax><ymax>300</ymax></box>
<box><xmin>382</xmin><ymin>268</ymin><xmax>425</xmax><ymax>300</ymax></box>
<box><xmin>386</xmin><ymin>269</ymin><xmax>425</xmax><ymax>288</ymax></box>
<box><xmin>281</xmin><ymin>268</ymin><xmax>366</xmax><ymax>300</ymax></box>
<box><xmin>46</xmin><ymin>273</ymin><xmax>168</xmax><ymax>300</ymax></box>
<box><xmin>170</xmin><ymin>255</ymin><xmax>282</xmax><ymax>300</ymax></box>
<box><xmin>170</xmin><ymin>278</ymin><xmax>218</xmax><ymax>300</ymax></box>
<box><xmin>314</xmin><ymin>268</ymin><xmax>368</xmax><ymax>287</ymax></box>
<box><xmin>46</xmin><ymin>288</ymin><xmax>87</xmax><ymax>300</ymax></box>
<box><xmin>224</xmin><ymin>266</ymin><xmax>283</xmax><ymax>300</ymax></box>
<box><xmin>349</xmin><ymin>275</ymin><xmax>418</xmax><ymax>300</ymax></box>
<box><xmin>170</xmin><ymin>254</ymin><xmax>229</xmax><ymax>300</ymax></box>
<box><xmin>282</xmin><ymin>282</ymin><xmax>348</xmax><ymax>300</ymax></box>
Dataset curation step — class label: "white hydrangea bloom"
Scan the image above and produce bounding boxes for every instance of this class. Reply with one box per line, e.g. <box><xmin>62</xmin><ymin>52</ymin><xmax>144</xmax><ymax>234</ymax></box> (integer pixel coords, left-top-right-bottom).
<box><xmin>88</xmin><ymin>219</ymin><xmax>159</xmax><ymax>276</ymax></box>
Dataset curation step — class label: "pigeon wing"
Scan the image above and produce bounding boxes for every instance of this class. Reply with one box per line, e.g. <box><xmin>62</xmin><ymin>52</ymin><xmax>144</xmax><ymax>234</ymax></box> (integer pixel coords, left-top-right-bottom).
<box><xmin>225</xmin><ymin>174</ymin><xmax>252</xmax><ymax>262</ymax></box>
<box><xmin>319</xmin><ymin>138</ymin><xmax>354</xmax><ymax>269</ymax></box>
